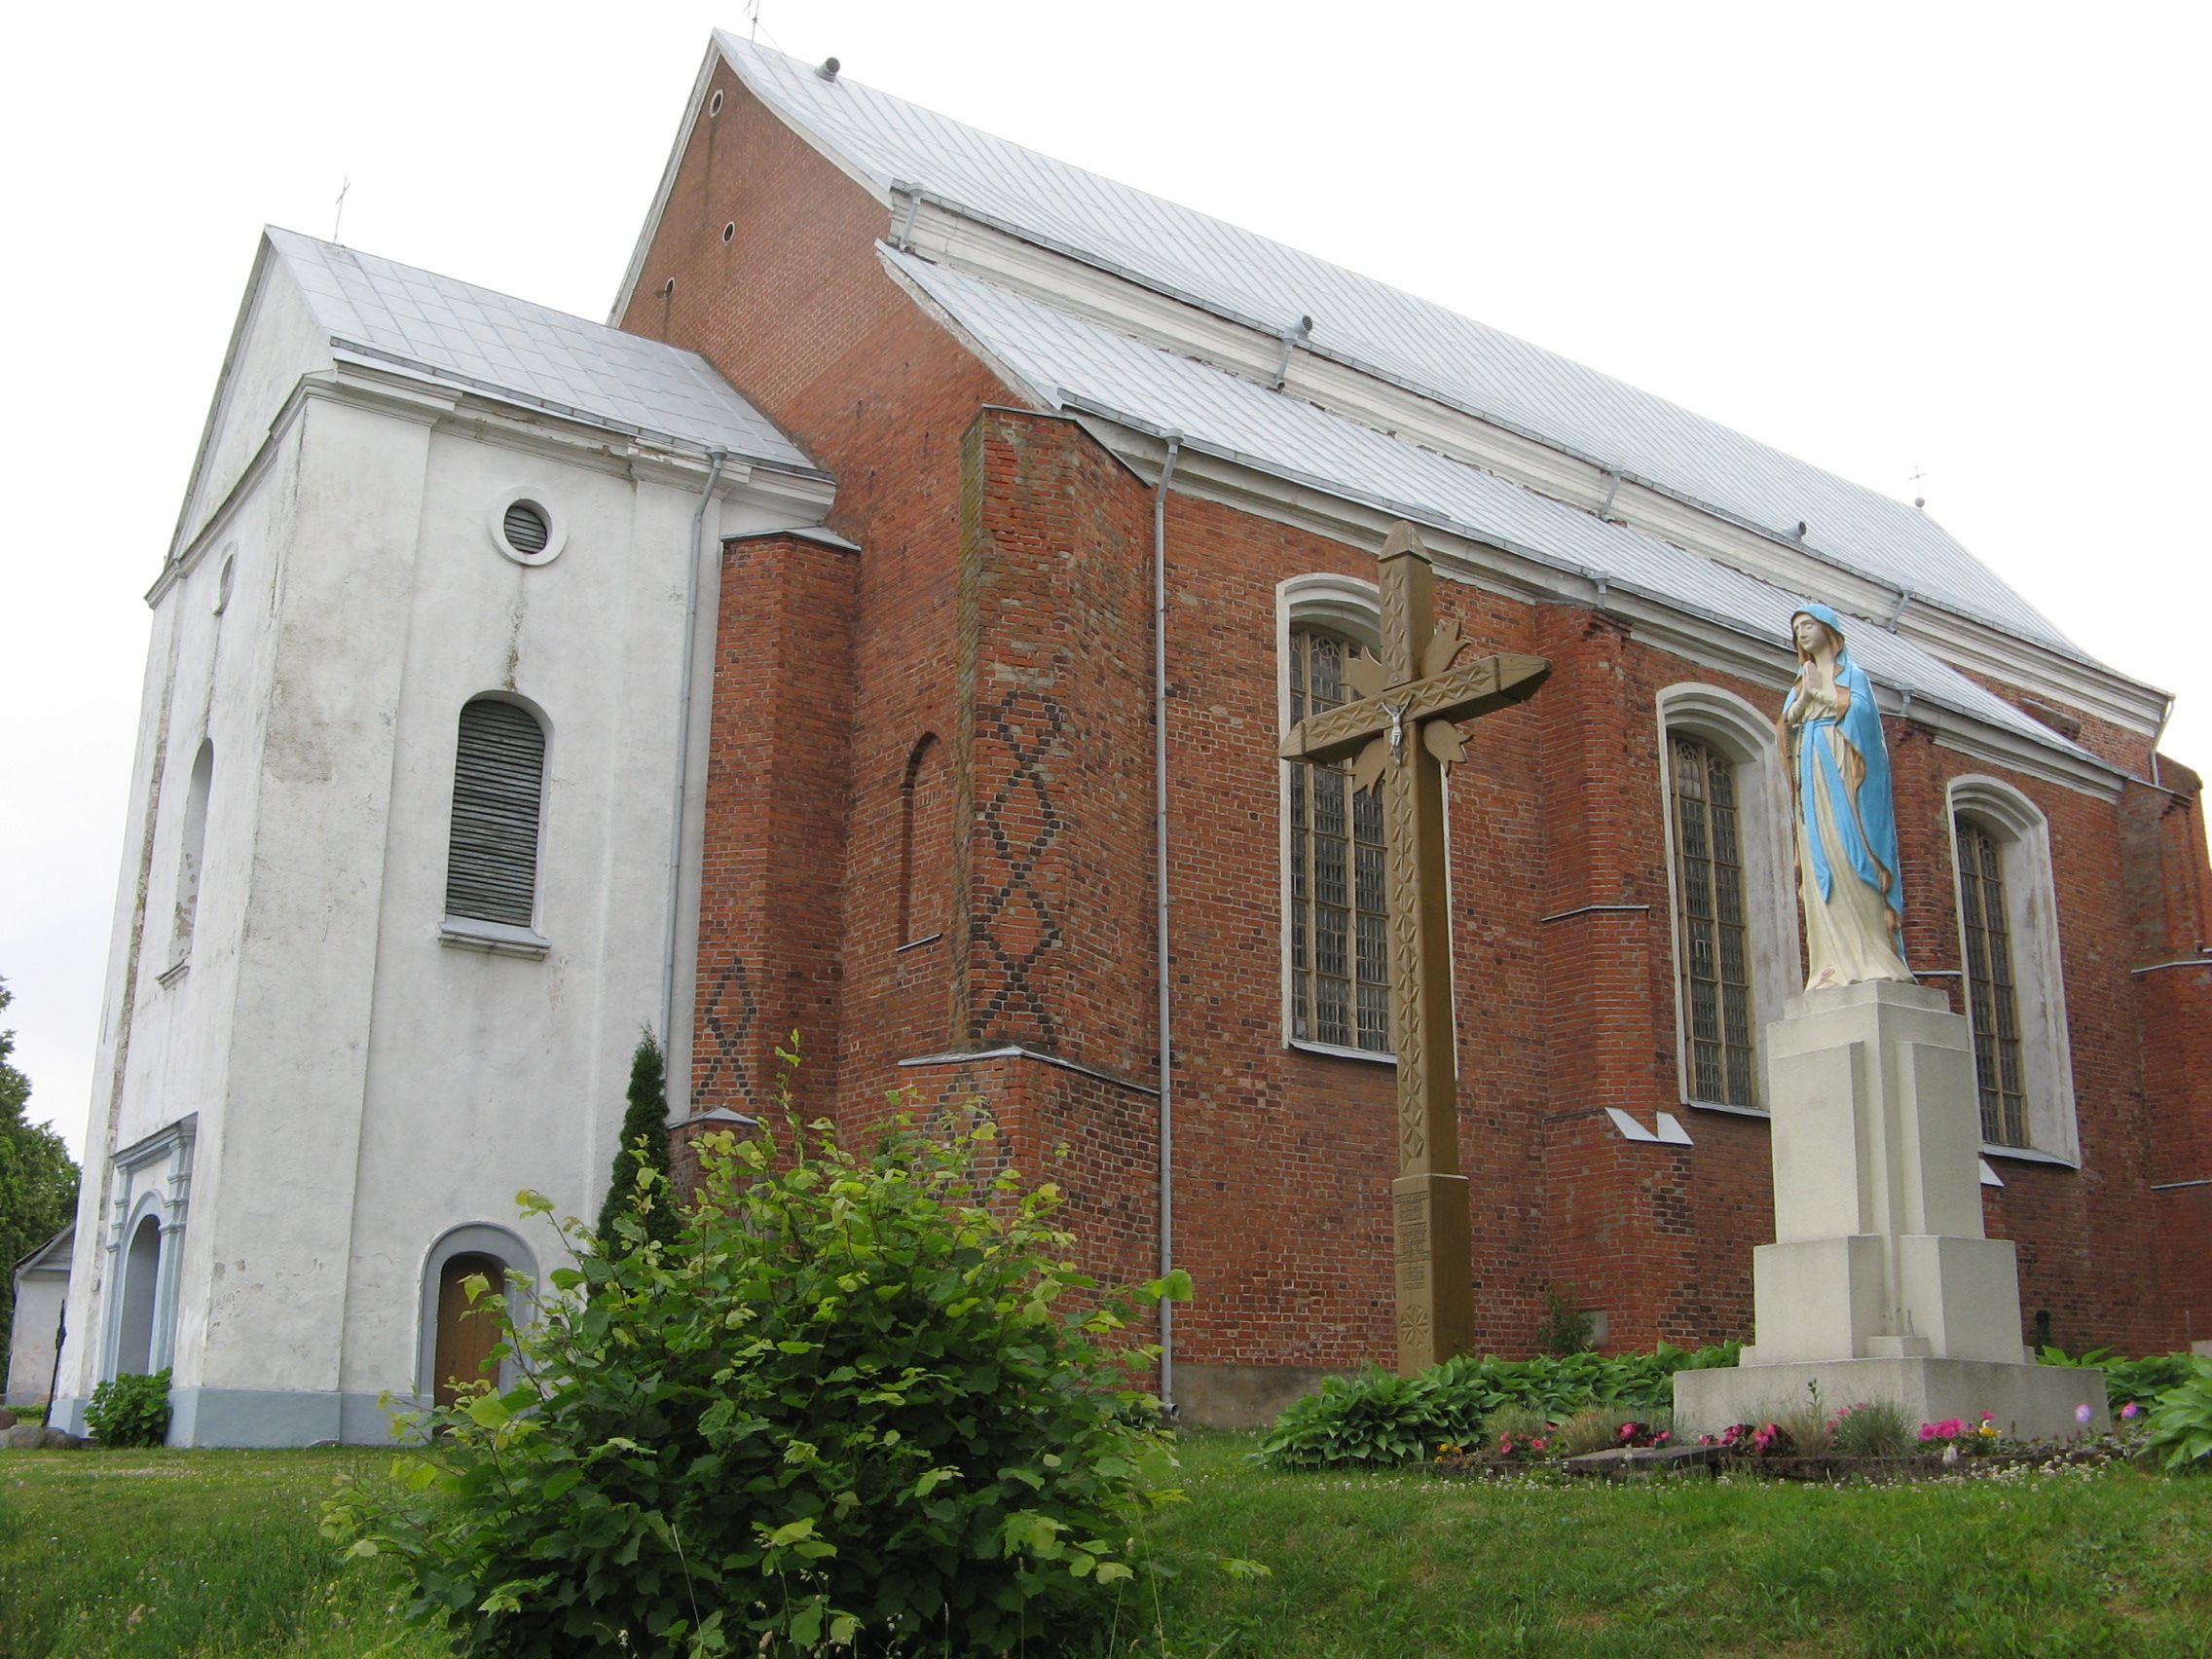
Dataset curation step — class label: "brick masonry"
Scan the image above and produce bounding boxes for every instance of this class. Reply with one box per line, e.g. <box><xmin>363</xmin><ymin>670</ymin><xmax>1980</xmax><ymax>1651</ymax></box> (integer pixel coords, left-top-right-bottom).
<box><xmin>626</xmin><ymin>61</ymin><xmax>2212</xmax><ymax>1388</ymax></box>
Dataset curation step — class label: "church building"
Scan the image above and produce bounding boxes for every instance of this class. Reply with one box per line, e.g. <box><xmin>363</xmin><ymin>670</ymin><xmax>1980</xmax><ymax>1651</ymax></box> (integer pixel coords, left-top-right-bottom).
<box><xmin>55</xmin><ymin>34</ymin><xmax>2211</xmax><ymax>1442</ymax></box>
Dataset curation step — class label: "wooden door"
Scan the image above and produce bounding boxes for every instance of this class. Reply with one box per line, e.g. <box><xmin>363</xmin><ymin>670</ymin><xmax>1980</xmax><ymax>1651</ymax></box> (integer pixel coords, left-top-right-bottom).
<box><xmin>433</xmin><ymin>1253</ymin><xmax>503</xmax><ymax>1407</ymax></box>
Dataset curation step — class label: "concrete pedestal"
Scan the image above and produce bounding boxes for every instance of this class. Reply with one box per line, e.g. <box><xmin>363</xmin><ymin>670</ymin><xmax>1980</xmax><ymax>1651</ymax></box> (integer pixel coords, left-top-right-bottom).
<box><xmin>1676</xmin><ymin>981</ymin><xmax>2105</xmax><ymax>1441</ymax></box>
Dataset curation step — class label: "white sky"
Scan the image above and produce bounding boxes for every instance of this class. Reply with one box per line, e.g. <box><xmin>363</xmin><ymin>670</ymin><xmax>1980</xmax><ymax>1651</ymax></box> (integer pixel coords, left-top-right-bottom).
<box><xmin>4</xmin><ymin>2</ymin><xmax>2206</xmax><ymax>1161</ymax></box>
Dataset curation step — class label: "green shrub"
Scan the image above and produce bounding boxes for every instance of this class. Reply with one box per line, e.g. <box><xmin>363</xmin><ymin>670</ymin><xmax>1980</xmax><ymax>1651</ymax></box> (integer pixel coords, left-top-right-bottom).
<box><xmin>1256</xmin><ymin>1342</ymin><xmax>1737</xmax><ymax>1468</ymax></box>
<box><xmin>2135</xmin><ymin>1354</ymin><xmax>2212</xmax><ymax>1473</ymax></box>
<box><xmin>86</xmin><ymin>1369</ymin><xmax>170</xmax><ymax>1448</ymax></box>
<box><xmin>1826</xmin><ymin>1399</ymin><xmax>1913</xmax><ymax>1457</ymax></box>
<box><xmin>1533</xmin><ymin>1284</ymin><xmax>1595</xmax><ymax>1356</ymax></box>
<box><xmin>2038</xmin><ymin>1346</ymin><xmax>2198</xmax><ymax>1414</ymax></box>
<box><xmin>330</xmin><ymin>1085</ymin><xmax>1190</xmax><ymax>1656</ymax></box>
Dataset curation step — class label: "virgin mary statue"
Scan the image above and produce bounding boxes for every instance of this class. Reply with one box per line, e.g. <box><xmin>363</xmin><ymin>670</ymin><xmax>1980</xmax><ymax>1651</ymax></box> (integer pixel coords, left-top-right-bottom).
<box><xmin>1781</xmin><ymin>603</ymin><xmax>1914</xmax><ymax>990</ymax></box>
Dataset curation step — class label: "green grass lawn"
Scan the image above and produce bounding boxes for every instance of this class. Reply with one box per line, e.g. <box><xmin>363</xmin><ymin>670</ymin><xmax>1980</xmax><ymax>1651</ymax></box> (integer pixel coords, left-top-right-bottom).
<box><xmin>3</xmin><ymin>1433</ymin><xmax>2207</xmax><ymax>1657</ymax></box>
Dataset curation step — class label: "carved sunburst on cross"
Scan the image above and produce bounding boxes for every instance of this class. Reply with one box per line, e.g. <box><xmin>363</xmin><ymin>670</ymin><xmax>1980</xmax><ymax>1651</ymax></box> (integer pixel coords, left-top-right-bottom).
<box><xmin>1340</xmin><ymin>617</ymin><xmax>1474</xmax><ymax>795</ymax></box>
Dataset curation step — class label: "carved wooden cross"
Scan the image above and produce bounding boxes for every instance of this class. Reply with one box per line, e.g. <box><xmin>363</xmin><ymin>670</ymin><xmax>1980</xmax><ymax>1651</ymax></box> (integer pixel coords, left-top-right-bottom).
<box><xmin>1280</xmin><ymin>522</ymin><xmax>1549</xmax><ymax>1372</ymax></box>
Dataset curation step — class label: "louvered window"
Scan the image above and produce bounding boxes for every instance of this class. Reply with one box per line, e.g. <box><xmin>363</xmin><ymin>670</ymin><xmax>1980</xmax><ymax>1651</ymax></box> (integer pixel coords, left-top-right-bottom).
<box><xmin>501</xmin><ymin>501</ymin><xmax>551</xmax><ymax>556</ymax></box>
<box><xmin>446</xmin><ymin>698</ymin><xmax>545</xmax><ymax>928</ymax></box>
<box><xmin>1288</xmin><ymin>628</ymin><xmax>1389</xmax><ymax>1051</ymax></box>
<box><xmin>1670</xmin><ymin>734</ymin><xmax>1754</xmax><ymax>1107</ymax></box>
<box><xmin>1956</xmin><ymin>817</ymin><xmax>2028</xmax><ymax>1147</ymax></box>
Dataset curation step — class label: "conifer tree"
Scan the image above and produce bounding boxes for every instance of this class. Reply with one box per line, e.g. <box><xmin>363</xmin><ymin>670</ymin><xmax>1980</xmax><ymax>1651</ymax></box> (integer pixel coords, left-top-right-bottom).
<box><xmin>596</xmin><ymin>1029</ymin><xmax>676</xmax><ymax>1250</ymax></box>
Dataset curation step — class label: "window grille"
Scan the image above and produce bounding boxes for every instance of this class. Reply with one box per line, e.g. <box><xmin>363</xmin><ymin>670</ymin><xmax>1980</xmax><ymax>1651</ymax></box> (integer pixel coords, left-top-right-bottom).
<box><xmin>1956</xmin><ymin>818</ymin><xmax>2028</xmax><ymax>1146</ymax></box>
<box><xmin>446</xmin><ymin>699</ymin><xmax>545</xmax><ymax>927</ymax></box>
<box><xmin>1289</xmin><ymin>628</ymin><xmax>1389</xmax><ymax>1051</ymax></box>
<box><xmin>1670</xmin><ymin>734</ymin><xmax>1754</xmax><ymax>1106</ymax></box>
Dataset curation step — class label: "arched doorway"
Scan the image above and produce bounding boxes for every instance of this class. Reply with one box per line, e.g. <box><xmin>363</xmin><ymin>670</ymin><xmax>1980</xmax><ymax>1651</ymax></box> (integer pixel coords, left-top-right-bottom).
<box><xmin>431</xmin><ymin>1252</ymin><xmax>504</xmax><ymax>1407</ymax></box>
<box><xmin>115</xmin><ymin>1213</ymin><xmax>163</xmax><ymax>1376</ymax></box>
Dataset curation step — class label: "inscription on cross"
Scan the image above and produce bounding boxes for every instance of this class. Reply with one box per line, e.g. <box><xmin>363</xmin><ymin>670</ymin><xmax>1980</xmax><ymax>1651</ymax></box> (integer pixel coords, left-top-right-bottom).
<box><xmin>1280</xmin><ymin>522</ymin><xmax>1549</xmax><ymax>1371</ymax></box>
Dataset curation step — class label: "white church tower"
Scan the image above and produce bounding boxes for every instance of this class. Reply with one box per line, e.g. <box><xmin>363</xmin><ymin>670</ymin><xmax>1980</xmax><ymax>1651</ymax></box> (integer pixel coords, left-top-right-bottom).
<box><xmin>53</xmin><ymin>230</ymin><xmax>833</xmax><ymax>1445</ymax></box>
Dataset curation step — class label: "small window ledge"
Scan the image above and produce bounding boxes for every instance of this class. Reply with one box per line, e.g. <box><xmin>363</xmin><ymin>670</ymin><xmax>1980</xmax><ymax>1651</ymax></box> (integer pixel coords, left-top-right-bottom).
<box><xmin>439</xmin><ymin>917</ymin><xmax>550</xmax><ymax>959</ymax></box>
<box><xmin>1683</xmin><ymin>1096</ymin><xmax>1769</xmax><ymax>1120</ymax></box>
<box><xmin>157</xmin><ymin>958</ymin><xmax>191</xmax><ymax>988</ymax></box>
<box><xmin>895</xmin><ymin>932</ymin><xmax>943</xmax><ymax>955</ymax></box>
<box><xmin>1979</xmin><ymin>1141</ymin><xmax>2078</xmax><ymax>1170</ymax></box>
<box><xmin>1288</xmin><ymin>1039</ymin><xmax>1395</xmax><ymax>1066</ymax></box>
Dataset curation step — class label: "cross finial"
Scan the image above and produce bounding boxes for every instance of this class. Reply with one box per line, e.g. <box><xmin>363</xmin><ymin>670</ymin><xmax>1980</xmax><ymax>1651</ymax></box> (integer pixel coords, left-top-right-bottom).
<box><xmin>333</xmin><ymin>176</ymin><xmax>351</xmax><ymax>244</ymax></box>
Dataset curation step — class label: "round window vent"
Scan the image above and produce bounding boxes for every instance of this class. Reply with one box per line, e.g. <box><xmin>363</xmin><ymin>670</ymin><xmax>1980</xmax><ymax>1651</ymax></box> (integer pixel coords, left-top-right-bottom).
<box><xmin>709</xmin><ymin>89</ymin><xmax>725</xmax><ymax>117</ymax></box>
<box><xmin>502</xmin><ymin>501</ymin><xmax>551</xmax><ymax>555</ymax></box>
<box><xmin>722</xmin><ymin>221</ymin><xmax>736</xmax><ymax>244</ymax></box>
<box><xmin>490</xmin><ymin>493</ymin><xmax>567</xmax><ymax>566</ymax></box>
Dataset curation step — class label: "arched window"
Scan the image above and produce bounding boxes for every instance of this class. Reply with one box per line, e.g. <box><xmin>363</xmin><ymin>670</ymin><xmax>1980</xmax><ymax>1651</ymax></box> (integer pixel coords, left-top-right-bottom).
<box><xmin>900</xmin><ymin>733</ymin><xmax>949</xmax><ymax>946</ymax></box>
<box><xmin>169</xmin><ymin>739</ymin><xmax>213</xmax><ymax>969</ymax></box>
<box><xmin>1947</xmin><ymin>778</ymin><xmax>2076</xmax><ymax>1160</ymax></box>
<box><xmin>1669</xmin><ymin>734</ymin><xmax>1754</xmax><ymax>1105</ymax></box>
<box><xmin>1279</xmin><ymin>575</ymin><xmax>1390</xmax><ymax>1055</ymax></box>
<box><xmin>444</xmin><ymin>697</ymin><xmax>546</xmax><ymax>932</ymax></box>
<box><xmin>1656</xmin><ymin>686</ymin><xmax>1797</xmax><ymax>1113</ymax></box>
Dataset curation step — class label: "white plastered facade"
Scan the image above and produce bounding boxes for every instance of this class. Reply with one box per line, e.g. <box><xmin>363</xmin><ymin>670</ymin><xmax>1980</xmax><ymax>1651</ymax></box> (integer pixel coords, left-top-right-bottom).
<box><xmin>54</xmin><ymin>239</ymin><xmax>833</xmax><ymax>1445</ymax></box>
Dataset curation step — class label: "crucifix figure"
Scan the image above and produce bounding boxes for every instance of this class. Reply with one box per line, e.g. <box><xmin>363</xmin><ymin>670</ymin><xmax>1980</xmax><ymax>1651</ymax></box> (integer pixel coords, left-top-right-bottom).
<box><xmin>1280</xmin><ymin>522</ymin><xmax>1549</xmax><ymax>1371</ymax></box>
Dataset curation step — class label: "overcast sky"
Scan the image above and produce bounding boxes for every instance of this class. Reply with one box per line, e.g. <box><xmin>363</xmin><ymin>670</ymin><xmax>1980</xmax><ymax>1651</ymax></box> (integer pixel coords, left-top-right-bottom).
<box><xmin>4</xmin><ymin>2</ymin><xmax>2206</xmax><ymax>1161</ymax></box>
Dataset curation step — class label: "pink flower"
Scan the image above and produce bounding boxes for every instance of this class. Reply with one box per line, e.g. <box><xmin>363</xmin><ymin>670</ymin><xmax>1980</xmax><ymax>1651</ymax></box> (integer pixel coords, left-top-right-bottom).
<box><xmin>1655</xmin><ymin>1430</ymin><xmax>1671</xmax><ymax>1445</ymax></box>
<box><xmin>1979</xmin><ymin>1411</ymin><xmax>1994</xmax><ymax>1422</ymax></box>
<box><xmin>1918</xmin><ymin>1422</ymin><xmax>1938</xmax><ymax>1442</ymax></box>
<box><xmin>2075</xmin><ymin>1403</ymin><xmax>2093</xmax><ymax>1425</ymax></box>
<box><xmin>1531</xmin><ymin>1437</ymin><xmax>1547</xmax><ymax>1452</ymax></box>
<box><xmin>2121</xmin><ymin>1401</ymin><xmax>2140</xmax><ymax>1420</ymax></box>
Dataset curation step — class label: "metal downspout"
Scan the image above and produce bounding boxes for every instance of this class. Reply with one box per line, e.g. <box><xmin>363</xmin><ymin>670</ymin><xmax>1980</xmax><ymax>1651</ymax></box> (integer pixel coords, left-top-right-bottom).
<box><xmin>1154</xmin><ymin>433</ymin><xmax>1183</xmax><ymax>1415</ymax></box>
<box><xmin>662</xmin><ymin>449</ymin><xmax>729</xmax><ymax>1100</ymax></box>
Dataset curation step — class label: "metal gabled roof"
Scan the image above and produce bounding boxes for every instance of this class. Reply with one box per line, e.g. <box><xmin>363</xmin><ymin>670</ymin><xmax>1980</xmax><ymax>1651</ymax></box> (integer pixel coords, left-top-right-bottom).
<box><xmin>267</xmin><ymin>227</ymin><xmax>819</xmax><ymax>471</ymax></box>
<box><xmin>719</xmin><ymin>36</ymin><xmax>2083</xmax><ymax>661</ymax></box>
<box><xmin>887</xmin><ymin>248</ymin><xmax>2087</xmax><ymax>762</ymax></box>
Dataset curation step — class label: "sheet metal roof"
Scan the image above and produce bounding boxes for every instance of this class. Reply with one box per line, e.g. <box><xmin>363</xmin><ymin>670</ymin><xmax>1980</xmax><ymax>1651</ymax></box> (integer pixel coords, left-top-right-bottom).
<box><xmin>721</xmin><ymin>36</ymin><xmax>2083</xmax><ymax>660</ymax></box>
<box><xmin>268</xmin><ymin>227</ymin><xmax>816</xmax><ymax>470</ymax></box>
<box><xmin>889</xmin><ymin>249</ymin><xmax>2085</xmax><ymax>759</ymax></box>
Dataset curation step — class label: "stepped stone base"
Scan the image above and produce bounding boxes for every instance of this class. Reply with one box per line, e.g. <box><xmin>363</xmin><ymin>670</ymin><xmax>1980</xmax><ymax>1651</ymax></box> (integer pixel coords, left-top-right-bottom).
<box><xmin>1674</xmin><ymin>1355</ymin><xmax>2109</xmax><ymax>1444</ymax></box>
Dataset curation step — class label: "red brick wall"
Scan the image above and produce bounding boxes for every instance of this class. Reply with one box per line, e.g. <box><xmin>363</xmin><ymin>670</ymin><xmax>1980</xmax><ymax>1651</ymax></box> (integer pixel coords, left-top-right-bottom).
<box><xmin>950</xmin><ymin>412</ymin><xmax>1155</xmax><ymax>1082</ymax></box>
<box><xmin>692</xmin><ymin>532</ymin><xmax>859</xmax><ymax>1116</ymax></box>
<box><xmin>621</xmin><ymin>63</ymin><xmax>1018</xmax><ymax>1116</ymax></box>
<box><xmin>629</xmin><ymin>53</ymin><xmax>2212</xmax><ymax>1370</ymax></box>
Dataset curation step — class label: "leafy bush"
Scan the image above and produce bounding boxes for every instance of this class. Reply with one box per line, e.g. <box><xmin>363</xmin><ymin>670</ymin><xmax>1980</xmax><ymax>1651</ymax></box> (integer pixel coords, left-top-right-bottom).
<box><xmin>86</xmin><ymin>1369</ymin><xmax>170</xmax><ymax>1448</ymax></box>
<box><xmin>330</xmin><ymin>1088</ymin><xmax>1190</xmax><ymax>1656</ymax></box>
<box><xmin>2039</xmin><ymin>1346</ymin><xmax>2199</xmax><ymax>1415</ymax></box>
<box><xmin>2135</xmin><ymin>1354</ymin><xmax>2212</xmax><ymax>1473</ymax></box>
<box><xmin>1533</xmin><ymin>1284</ymin><xmax>1595</xmax><ymax>1356</ymax></box>
<box><xmin>1256</xmin><ymin>1342</ymin><xmax>1737</xmax><ymax>1468</ymax></box>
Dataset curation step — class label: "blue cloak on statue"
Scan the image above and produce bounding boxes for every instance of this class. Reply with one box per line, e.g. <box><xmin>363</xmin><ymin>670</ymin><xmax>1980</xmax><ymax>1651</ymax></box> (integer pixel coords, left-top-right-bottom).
<box><xmin>1783</xmin><ymin>603</ymin><xmax>1903</xmax><ymax>927</ymax></box>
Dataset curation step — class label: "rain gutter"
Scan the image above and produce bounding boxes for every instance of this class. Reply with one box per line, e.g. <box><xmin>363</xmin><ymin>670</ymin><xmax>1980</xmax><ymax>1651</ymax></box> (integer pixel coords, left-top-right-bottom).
<box><xmin>663</xmin><ymin>449</ymin><xmax>729</xmax><ymax>1091</ymax></box>
<box><xmin>1154</xmin><ymin>431</ymin><xmax>1183</xmax><ymax>1416</ymax></box>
